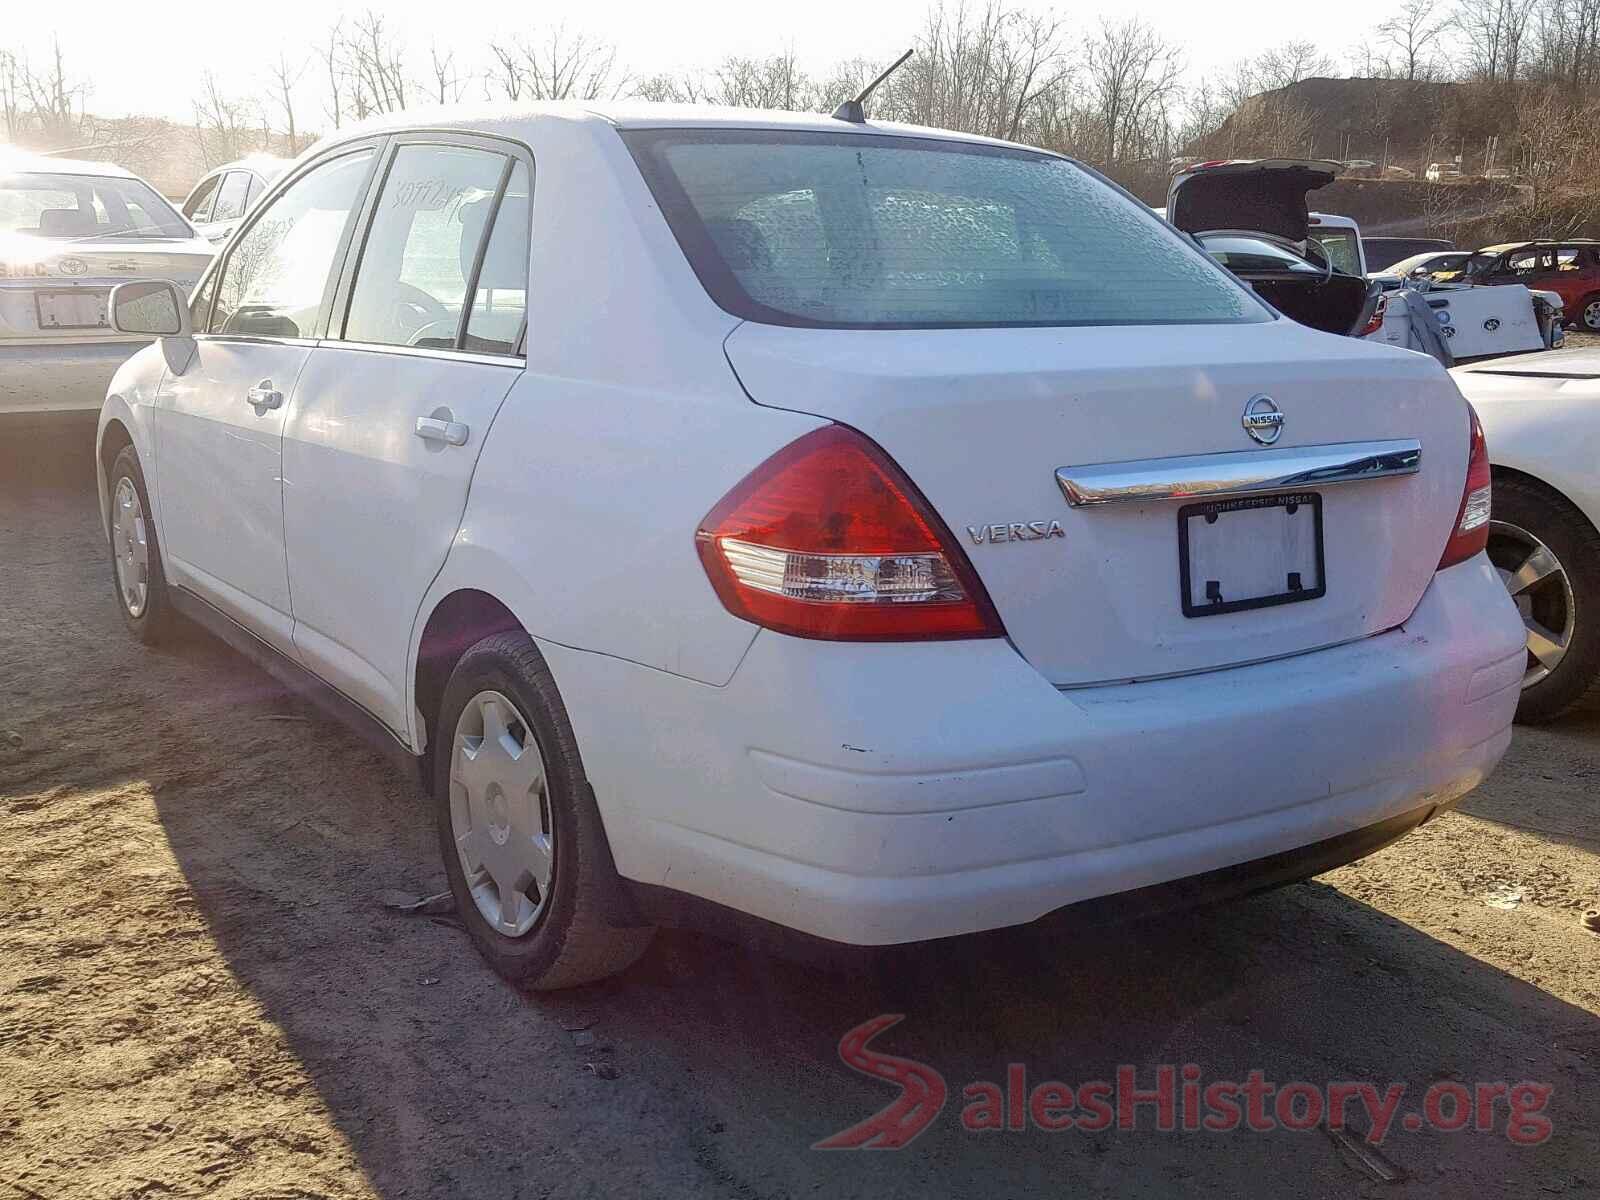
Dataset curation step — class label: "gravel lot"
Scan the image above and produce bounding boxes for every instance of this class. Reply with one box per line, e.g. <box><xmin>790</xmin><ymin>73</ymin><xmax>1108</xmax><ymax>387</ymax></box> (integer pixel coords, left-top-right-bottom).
<box><xmin>2</xmin><ymin>424</ymin><xmax>1597</xmax><ymax>1200</ymax></box>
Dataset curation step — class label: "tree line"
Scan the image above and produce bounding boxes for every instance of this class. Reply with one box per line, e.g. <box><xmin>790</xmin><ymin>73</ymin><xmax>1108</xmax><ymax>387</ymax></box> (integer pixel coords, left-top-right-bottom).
<box><xmin>2</xmin><ymin>0</ymin><xmax>1596</xmax><ymax>192</ymax></box>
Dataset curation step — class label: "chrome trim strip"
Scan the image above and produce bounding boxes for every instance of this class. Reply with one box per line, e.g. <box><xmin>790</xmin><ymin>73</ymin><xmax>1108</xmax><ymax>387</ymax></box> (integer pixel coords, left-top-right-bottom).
<box><xmin>1057</xmin><ymin>439</ymin><xmax>1422</xmax><ymax>507</ymax></box>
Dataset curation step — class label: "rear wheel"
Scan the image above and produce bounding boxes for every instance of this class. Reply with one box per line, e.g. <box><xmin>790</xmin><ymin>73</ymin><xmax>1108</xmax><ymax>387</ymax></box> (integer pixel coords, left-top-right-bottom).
<box><xmin>1487</xmin><ymin>475</ymin><xmax>1600</xmax><ymax>723</ymax></box>
<box><xmin>1579</xmin><ymin>293</ymin><xmax>1600</xmax><ymax>332</ymax></box>
<box><xmin>107</xmin><ymin>445</ymin><xmax>177</xmax><ymax>644</ymax></box>
<box><xmin>433</xmin><ymin>631</ymin><xmax>655</xmax><ymax>988</ymax></box>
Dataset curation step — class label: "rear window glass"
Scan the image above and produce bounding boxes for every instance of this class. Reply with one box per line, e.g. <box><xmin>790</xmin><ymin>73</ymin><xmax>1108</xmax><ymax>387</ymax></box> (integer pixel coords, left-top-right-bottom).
<box><xmin>623</xmin><ymin>130</ymin><xmax>1266</xmax><ymax>330</ymax></box>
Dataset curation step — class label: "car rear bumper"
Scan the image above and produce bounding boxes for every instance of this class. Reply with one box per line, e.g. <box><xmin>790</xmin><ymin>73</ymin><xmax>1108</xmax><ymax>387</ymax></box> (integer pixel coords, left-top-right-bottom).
<box><xmin>547</xmin><ymin>554</ymin><xmax>1526</xmax><ymax>946</ymax></box>
<box><xmin>0</xmin><ymin>340</ymin><xmax>148</xmax><ymax>415</ymax></box>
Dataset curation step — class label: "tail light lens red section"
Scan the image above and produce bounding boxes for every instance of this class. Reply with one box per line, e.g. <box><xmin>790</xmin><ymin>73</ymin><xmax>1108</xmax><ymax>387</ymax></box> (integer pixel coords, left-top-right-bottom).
<box><xmin>695</xmin><ymin>425</ymin><xmax>1005</xmax><ymax>641</ymax></box>
<box><xmin>1438</xmin><ymin>403</ymin><xmax>1491</xmax><ymax>570</ymax></box>
<box><xmin>1360</xmin><ymin>292</ymin><xmax>1388</xmax><ymax>338</ymax></box>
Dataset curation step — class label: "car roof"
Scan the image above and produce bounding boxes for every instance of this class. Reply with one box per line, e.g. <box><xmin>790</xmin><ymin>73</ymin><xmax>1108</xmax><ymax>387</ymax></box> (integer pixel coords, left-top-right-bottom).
<box><xmin>304</xmin><ymin>101</ymin><xmax>1050</xmax><ymax>159</ymax></box>
<box><xmin>1478</xmin><ymin>240</ymin><xmax>1600</xmax><ymax>253</ymax></box>
<box><xmin>0</xmin><ymin>148</ymin><xmax>138</xmax><ymax>179</ymax></box>
<box><xmin>205</xmin><ymin>154</ymin><xmax>293</xmax><ymax>180</ymax></box>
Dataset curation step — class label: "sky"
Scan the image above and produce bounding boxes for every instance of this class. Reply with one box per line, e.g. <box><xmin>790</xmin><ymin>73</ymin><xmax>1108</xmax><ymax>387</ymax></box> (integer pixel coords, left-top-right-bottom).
<box><xmin>10</xmin><ymin>0</ymin><xmax>1360</xmax><ymax>126</ymax></box>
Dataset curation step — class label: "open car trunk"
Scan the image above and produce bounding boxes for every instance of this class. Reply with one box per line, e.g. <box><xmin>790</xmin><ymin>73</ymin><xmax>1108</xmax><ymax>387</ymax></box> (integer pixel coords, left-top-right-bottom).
<box><xmin>1249</xmin><ymin>273</ymin><xmax>1375</xmax><ymax>335</ymax></box>
<box><xmin>1169</xmin><ymin>161</ymin><xmax>1377</xmax><ymax>337</ymax></box>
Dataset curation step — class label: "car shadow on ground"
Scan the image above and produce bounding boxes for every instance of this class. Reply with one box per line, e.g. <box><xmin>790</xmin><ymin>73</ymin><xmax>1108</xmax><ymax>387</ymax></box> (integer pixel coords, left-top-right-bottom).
<box><xmin>3</xmin><ymin>435</ymin><xmax>1596</xmax><ymax>1198</ymax></box>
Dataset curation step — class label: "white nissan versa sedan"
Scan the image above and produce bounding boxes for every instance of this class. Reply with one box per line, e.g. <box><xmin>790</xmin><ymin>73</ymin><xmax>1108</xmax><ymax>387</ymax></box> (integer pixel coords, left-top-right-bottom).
<box><xmin>96</xmin><ymin>104</ymin><xmax>1527</xmax><ymax>988</ymax></box>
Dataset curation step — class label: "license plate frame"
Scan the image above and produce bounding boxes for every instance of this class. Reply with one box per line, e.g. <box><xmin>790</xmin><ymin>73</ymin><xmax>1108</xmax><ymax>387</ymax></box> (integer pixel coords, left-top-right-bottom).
<box><xmin>1177</xmin><ymin>491</ymin><xmax>1325</xmax><ymax>618</ymax></box>
<box><xmin>34</xmin><ymin>288</ymin><xmax>109</xmax><ymax>331</ymax></box>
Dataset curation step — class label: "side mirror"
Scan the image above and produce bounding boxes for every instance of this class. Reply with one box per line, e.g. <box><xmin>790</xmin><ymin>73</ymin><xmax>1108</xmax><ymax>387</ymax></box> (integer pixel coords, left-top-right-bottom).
<box><xmin>109</xmin><ymin>280</ymin><xmax>191</xmax><ymax>338</ymax></box>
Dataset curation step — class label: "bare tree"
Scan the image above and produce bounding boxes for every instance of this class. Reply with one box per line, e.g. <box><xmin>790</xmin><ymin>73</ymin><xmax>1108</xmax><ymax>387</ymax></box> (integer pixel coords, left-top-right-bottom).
<box><xmin>1253</xmin><ymin>40</ymin><xmax>1339</xmax><ymax>90</ymax></box>
<box><xmin>429</xmin><ymin>43</ymin><xmax>466</xmax><ymax>105</ymax></box>
<box><xmin>267</xmin><ymin>51</ymin><xmax>306</xmax><ymax>156</ymax></box>
<box><xmin>1081</xmin><ymin>17</ymin><xmax>1184</xmax><ymax>162</ymax></box>
<box><xmin>711</xmin><ymin>51</ymin><xmax>814</xmax><ymax>111</ymax></box>
<box><xmin>17</xmin><ymin>38</ymin><xmax>87</xmax><ymax>144</ymax></box>
<box><xmin>1455</xmin><ymin>0</ymin><xmax>1541</xmax><ymax>81</ymax></box>
<box><xmin>191</xmin><ymin>71</ymin><xmax>256</xmax><ymax>167</ymax></box>
<box><xmin>321</xmin><ymin>20</ymin><xmax>345</xmax><ymax>130</ymax></box>
<box><xmin>1377</xmin><ymin>0</ymin><xmax>1447</xmax><ymax>79</ymax></box>
<box><xmin>489</xmin><ymin>27</ymin><xmax>626</xmax><ymax>102</ymax></box>
<box><xmin>345</xmin><ymin>10</ymin><xmax>410</xmax><ymax>115</ymax></box>
<box><xmin>0</xmin><ymin>51</ymin><xmax>24</xmax><ymax>142</ymax></box>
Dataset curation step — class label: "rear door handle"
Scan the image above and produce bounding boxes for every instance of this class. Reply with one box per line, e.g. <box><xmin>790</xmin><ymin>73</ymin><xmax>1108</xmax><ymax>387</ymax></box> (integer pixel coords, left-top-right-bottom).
<box><xmin>415</xmin><ymin>416</ymin><xmax>469</xmax><ymax>446</ymax></box>
<box><xmin>246</xmin><ymin>381</ymin><xmax>283</xmax><ymax>409</ymax></box>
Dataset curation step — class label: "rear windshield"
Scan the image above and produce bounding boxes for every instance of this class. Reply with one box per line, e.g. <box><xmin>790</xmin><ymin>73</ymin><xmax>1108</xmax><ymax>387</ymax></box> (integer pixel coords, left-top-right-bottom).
<box><xmin>623</xmin><ymin>130</ymin><xmax>1268</xmax><ymax>330</ymax></box>
<box><xmin>0</xmin><ymin>172</ymin><xmax>190</xmax><ymax>240</ymax></box>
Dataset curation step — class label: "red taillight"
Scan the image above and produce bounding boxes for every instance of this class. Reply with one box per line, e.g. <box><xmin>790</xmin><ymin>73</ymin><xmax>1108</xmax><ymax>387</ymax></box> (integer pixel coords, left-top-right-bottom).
<box><xmin>695</xmin><ymin>425</ymin><xmax>1005</xmax><ymax>641</ymax></box>
<box><xmin>1438</xmin><ymin>403</ymin><xmax>1491</xmax><ymax>570</ymax></box>
<box><xmin>1360</xmin><ymin>292</ymin><xmax>1388</xmax><ymax>337</ymax></box>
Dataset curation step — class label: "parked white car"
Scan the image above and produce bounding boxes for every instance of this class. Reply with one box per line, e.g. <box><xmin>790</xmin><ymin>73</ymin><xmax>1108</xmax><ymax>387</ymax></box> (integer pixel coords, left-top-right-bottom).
<box><xmin>1452</xmin><ymin>347</ymin><xmax>1600</xmax><ymax>721</ymax></box>
<box><xmin>180</xmin><ymin>155</ymin><xmax>291</xmax><ymax>244</ymax></box>
<box><xmin>97</xmin><ymin>104</ymin><xmax>1524</xmax><ymax>988</ymax></box>
<box><xmin>1</xmin><ymin>151</ymin><xmax>214</xmax><ymax>421</ymax></box>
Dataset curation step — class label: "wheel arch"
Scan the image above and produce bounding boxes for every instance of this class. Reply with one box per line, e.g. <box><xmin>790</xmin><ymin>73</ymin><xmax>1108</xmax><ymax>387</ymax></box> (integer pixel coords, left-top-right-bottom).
<box><xmin>95</xmin><ymin>395</ymin><xmax>144</xmax><ymax>540</ymax></box>
<box><xmin>411</xmin><ymin>586</ymin><xmax>527</xmax><ymax>761</ymax></box>
<box><xmin>1491</xmin><ymin>464</ymin><xmax>1600</xmax><ymax>539</ymax></box>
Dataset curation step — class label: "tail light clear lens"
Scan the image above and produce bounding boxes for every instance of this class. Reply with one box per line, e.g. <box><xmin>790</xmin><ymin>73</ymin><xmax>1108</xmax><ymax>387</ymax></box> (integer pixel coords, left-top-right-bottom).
<box><xmin>1438</xmin><ymin>403</ymin><xmax>1491</xmax><ymax>570</ymax></box>
<box><xmin>695</xmin><ymin>425</ymin><xmax>1005</xmax><ymax>640</ymax></box>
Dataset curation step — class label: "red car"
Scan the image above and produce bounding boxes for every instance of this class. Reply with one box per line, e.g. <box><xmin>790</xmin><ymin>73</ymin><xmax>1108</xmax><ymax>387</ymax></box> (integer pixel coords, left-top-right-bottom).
<box><xmin>1456</xmin><ymin>240</ymin><xmax>1600</xmax><ymax>332</ymax></box>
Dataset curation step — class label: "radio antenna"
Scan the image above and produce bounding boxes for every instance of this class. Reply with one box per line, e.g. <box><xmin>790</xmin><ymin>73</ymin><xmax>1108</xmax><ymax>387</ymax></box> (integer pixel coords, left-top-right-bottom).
<box><xmin>831</xmin><ymin>49</ymin><xmax>913</xmax><ymax>124</ymax></box>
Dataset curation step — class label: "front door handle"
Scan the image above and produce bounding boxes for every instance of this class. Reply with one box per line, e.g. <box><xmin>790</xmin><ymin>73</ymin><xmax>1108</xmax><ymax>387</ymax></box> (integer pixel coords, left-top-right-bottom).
<box><xmin>415</xmin><ymin>416</ymin><xmax>469</xmax><ymax>446</ymax></box>
<box><xmin>246</xmin><ymin>381</ymin><xmax>283</xmax><ymax>409</ymax></box>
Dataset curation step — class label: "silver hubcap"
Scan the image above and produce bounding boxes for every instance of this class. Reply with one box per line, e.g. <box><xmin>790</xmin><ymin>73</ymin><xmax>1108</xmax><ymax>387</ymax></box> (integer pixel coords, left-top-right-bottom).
<box><xmin>449</xmin><ymin>690</ymin><xmax>553</xmax><ymax>937</ymax></box>
<box><xmin>1585</xmin><ymin>299</ymin><xmax>1600</xmax><ymax>330</ymax></box>
<box><xmin>1489</xmin><ymin>519</ymin><xmax>1575</xmax><ymax>689</ymax></box>
<box><xmin>111</xmin><ymin>476</ymin><xmax>150</xmax><ymax>618</ymax></box>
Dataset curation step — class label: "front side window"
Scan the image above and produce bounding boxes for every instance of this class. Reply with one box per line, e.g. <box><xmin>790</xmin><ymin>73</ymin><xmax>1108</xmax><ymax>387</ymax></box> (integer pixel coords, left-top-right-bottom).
<box><xmin>624</xmin><ymin>130</ymin><xmax>1265</xmax><ymax>329</ymax></box>
<box><xmin>211</xmin><ymin>150</ymin><xmax>373</xmax><ymax>338</ymax></box>
<box><xmin>342</xmin><ymin>143</ymin><xmax>528</xmax><ymax>352</ymax></box>
<box><xmin>183</xmin><ymin>174</ymin><xmax>220</xmax><ymax>221</ymax></box>
<box><xmin>0</xmin><ymin>172</ymin><xmax>190</xmax><ymax>239</ymax></box>
<box><xmin>211</xmin><ymin>171</ymin><xmax>251</xmax><ymax>223</ymax></box>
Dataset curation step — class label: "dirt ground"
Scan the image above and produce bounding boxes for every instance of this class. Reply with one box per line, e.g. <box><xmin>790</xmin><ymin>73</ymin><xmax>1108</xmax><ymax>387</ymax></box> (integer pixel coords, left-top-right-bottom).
<box><xmin>2</xmin><ymin>424</ymin><xmax>1597</xmax><ymax>1200</ymax></box>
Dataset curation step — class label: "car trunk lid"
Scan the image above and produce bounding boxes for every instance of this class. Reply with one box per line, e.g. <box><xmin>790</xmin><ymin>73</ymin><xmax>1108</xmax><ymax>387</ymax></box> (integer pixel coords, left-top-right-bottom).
<box><xmin>1168</xmin><ymin>159</ymin><xmax>1341</xmax><ymax>243</ymax></box>
<box><xmin>724</xmin><ymin>317</ymin><xmax>1470</xmax><ymax>685</ymax></box>
<box><xmin>0</xmin><ymin>235</ymin><xmax>211</xmax><ymax>342</ymax></box>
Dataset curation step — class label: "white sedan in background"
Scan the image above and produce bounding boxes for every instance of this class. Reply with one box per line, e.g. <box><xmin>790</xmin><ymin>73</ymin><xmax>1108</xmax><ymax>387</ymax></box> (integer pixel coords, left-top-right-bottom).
<box><xmin>180</xmin><ymin>155</ymin><xmax>292</xmax><ymax>244</ymax></box>
<box><xmin>97</xmin><ymin>104</ymin><xmax>1524</xmax><ymax>988</ymax></box>
<box><xmin>1453</xmin><ymin>347</ymin><xmax>1600</xmax><ymax>721</ymax></box>
<box><xmin>1</xmin><ymin>152</ymin><xmax>213</xmax><ymax>422</ymax></box>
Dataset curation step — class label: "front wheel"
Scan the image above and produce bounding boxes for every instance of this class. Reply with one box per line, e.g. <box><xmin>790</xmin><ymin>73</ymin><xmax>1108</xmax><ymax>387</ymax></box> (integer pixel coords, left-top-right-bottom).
<box><xmin>1487</xmin><ymin>475</ymin><xmax>1600</xmax><ymax>723</ymax></box>
<box><xmin>106</xmin><ymin>445</ymin><xmax>177</xmax><ymax>644</ymax></box>
<box><xmin>433</xmin><ymin>631</ymin><xmax>655</xmax><ymax>988</ymax></box>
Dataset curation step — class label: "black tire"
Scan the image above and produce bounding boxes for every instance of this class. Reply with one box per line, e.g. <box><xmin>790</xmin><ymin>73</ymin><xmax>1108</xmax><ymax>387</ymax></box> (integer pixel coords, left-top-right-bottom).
<box><xmin>106</xmin><ymin>444</ymin><xmax>178</xmax><ymax>644</ymax></box>
<box><xmin>1490</xmin><ymin>475</ymin><xmax>1600</xmax><ymax>723</ymax></box>
<box><xmin>433</xmin><ymin>631</ymin><xmax>655</xmax><ymax>988</ymax></box>
<box><xmin>1578</xmin><ymin>293</ymin><xmax>1600</xmax><ymax>333</ymax></box>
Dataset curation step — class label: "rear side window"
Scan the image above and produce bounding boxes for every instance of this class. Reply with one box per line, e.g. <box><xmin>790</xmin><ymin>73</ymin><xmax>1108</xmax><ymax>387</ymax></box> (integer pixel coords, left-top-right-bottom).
<box><xmin>183</xmin><ymin>174</ymin><xmax>220</xmax><ymax>221</ymax></box>
<box><xmin>624</xmin><ymin>130</ymin><xmax>1264</xmax><ymax>330</ymax></box>
<box><xmin>464</xmin><ymin>160</ymin><xmax>530</xmax><ymax>355</ymax></box>
<box><xmin>342</xmin><ymin>143</ymin><xmax>528</xmax><ymax>354</ymax></box>
<box><xmin>211</xmin><ymin>171</ymin><xmax>251</xmax><ymax>222</ymax></box>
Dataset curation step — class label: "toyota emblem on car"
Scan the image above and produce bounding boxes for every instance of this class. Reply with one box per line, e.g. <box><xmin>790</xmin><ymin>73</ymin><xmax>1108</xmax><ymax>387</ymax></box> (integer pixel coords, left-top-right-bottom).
<box><xmin>1241</xmin><ymin>395</ymin><xmax>1284</xmax><ymax>446</ymax></box>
